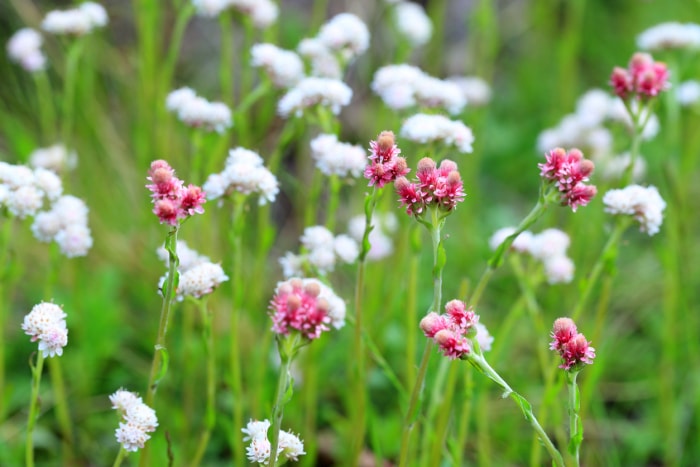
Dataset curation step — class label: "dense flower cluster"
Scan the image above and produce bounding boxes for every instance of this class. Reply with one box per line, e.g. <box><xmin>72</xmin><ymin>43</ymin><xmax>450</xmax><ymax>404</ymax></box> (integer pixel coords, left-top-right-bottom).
<box><xmin>29</xmin><ymin>144</ymin><xmax>77</xmax><ymax>174</ymax></box>
<box><xmin>420</xmin><ymin>300</ymin><xmax>493</xmax><ymax>359</ymax></box>
<box><xmin>156</xmin><ymin>241</ymin><xmax>227</xmax><ymax>300</ymax></box>
<box><xmin>110</xmin><ymin>389</ymin><xmax>158</xmax><ymax>452</ymax></box>
<box><xmin>538</xmin><ymin>147</ymin><xmax>597</xmax><ymax>212</ymax></box>
<box><xmin>392</xmin><ymin>1</ymin><xmax>432</xmax><ymax>46</ymax></box>
<box><xmin>550</xmin><ymin>318</ymin><xmax>596</xmax><ymax>371</ymax></box>
<box><xmin>395</xmin><ymin>158</ymin><xmax>466</xmax><ymax>217</ymax></box>
<box><xmin>400</xmin><ymin>113</ymin><xmax>475</xmax><ymax>153</ymax></box>
<box><xmin>277</xmin><ymin>77</ymin><xmax>353</xmax><ymax>117</ymax></box>
<box><xmin>363</xmin><ymin>131</ymin><xmax>409</xmax><ymax>188</ymax></box>
<box><xmin>603</xmin><ymin>184</ymin><xmax>666</xmax><ymax>236</ymax></box>
<box><xmin>636</xmin><ymin>22</ymin><xmax>700</xmax><ymax>51</ymax></box>
<box><xmin>347</xmin><ymin>212</ymin><xmax>398</xmax><ymax>261</ymax></box>
<box><xmin>32</xmin><ymin>195</ymin><xmax>93</xmax><ymax>258</ymax></box>
<box><xmin>166</xmin><ymin>87</ymin><xmax>232</xmax><ymax>133</ymax></box>
<box><xmin>610</xmin><ymin>52</ymin><xmax>669</xmax><ymax>100</ymax></box>
<box><xmin>489</xmin><ymin>227</ymin><xmax>575</xmax><ymax>284</ymax></box>
<box><xmin>7</xmin><ymin>28</ymin><xmax>46</xmax><ymax>72</ymax></box>
<box><xmin>241</xmin><ymin>419</ymin><xmax>305</xmax><ymax>464</ymax></box>
<box><xmin>0</xmin><ymin>162</ymin><xmax>61</xmax><ymax>218</ymax></box>
<box><xmin>279</xmin><ymin>225</ymin><xmax>359</xmax><ymax>277</ymax></box>
<box><xmin>21</xmin><ymin>302</ymin><xmax>68</xmax><ymax>358</ymax></box>
<box><xmin>310</xmin><ymin>134</ymin><xmax>366</xmax><ymax>178</ymax></box>
<box><xmin>269</xmin><ymin>278</ymin><xmax>345</xmax><ymax>339</ymax></box>
<box><xmin>41</xmin><ymin>2</ymin><xmax>108</xmax><ymax>35</ymax></box>
<box><xmin>251</xmin><ymin>43</ymin><xmax>304</xmax><ymax>88</ymax></box>
<box><xmin>203</xmin><ymin>148</ymin><xmax>278</xmax><ymax>205</ymax></box>
<box><xmin>146</xmin><ymin>160</ymin><xmax>205</xmax><ymax>226</ymax></box>
<box><xmin>316</xmin><ymin>13</ymin><xmax>370</xmax><ymax>60</ymax></box>
<box><xmin>371</xmin><ymin>64</ymin><xmax>466</xmax><ymax>114</ymax></box>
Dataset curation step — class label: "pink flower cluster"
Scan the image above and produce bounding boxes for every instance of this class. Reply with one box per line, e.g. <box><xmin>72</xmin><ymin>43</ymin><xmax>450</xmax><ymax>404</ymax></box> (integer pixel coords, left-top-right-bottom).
<box><xmin>549</xmin><ymin>318</ymin><xmax>596</xmax><ymax>371</ymax></box>
<box><xmin>146</xmin><ymin>160</ymin><xmax>205</xmax><ymax>226</ymax></box>
<box><xmin>610</xmin><ymin>52</ymin><xmax>669</xmax><ymax>100</ymax></box>
<box><xmin>538</xmin><ymin>148</ymin><xmax>597</xmax><ymax>212</ymax></box>
<box><xmin>395</xmin><ymin>158</ymin><xmax>466</xmax><ymax>217</ymax></box>
<box><xmin>364</xmin><ymin>131</ymin><xmax>410</xmax><ymax>188</ymax></box>
<box><xmin>420</xmin><ymin>300</ymin><xmax>479</xmax><ymax>360</ymax></box>
<box><xmin>269</xmin><ymin>278</ymin><xmax>331</xmax><ymax>340</ymax></box>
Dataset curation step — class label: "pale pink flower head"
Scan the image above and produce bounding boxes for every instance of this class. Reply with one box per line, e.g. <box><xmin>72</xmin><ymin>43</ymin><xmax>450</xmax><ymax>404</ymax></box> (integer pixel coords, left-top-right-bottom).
<box><xmin>419</xmin><ymin>311</ymin><xmax>450</xmax><ymax>338</ymax></box>
<box><xmin>397</xmin><ymin>157</ymin><xmax>466</xmax><ymax>217</ymax></box>
<box><xmin>550</xmin><ymin>317</ymin><xmax>595</xmax><ymax>371</ymax></box>
<box><xmin>538</xmin><ymin>147</ymin><xmax>596</xmax><ymax>212</ymax></box>
<box><xmin>269</xmin><ymin>278</ymin><xmax>332</xmax><ymax>340</ymax></box>
<box><xmin>146</xmin><ymin>160</ymin><xmax>205</xmax><ymax>225</ymax></box>
<box><xmin>444</xmin><ymin>299</ymin><xmax>478</xmax><ymax>332</ymax></box>
<box><xmin>434</xmin><ymin>329</ymin><xmax>471</xmax><ymax>359</ymax></box>
<box><xmin>364</xmin><ymin>131</ymin><xmax>409</xmax><ymax>188</ymax></box>
<box><xmin>422</xmin><ymin>300</ymin><xmax>485</xmax><ymax>359</ymax></box>
<box><xmin>549</xmin><ymin>317</ymin><xmax>578</xmax><ymax>351</ymax></box>
<box><xmin>611</xmin><ymin>52</ymin><xmax>669</xmax><ymax>100</ymax></box>
<box><xmin>22</xmin><ymin>302</ymin><xmax>68</xmax><ymax>358</ymax></box>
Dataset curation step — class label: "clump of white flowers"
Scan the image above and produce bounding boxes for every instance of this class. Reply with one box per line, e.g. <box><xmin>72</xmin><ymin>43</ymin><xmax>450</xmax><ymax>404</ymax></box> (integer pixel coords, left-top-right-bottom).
<box><xmin>29</xmin><ymin>144</ymin><xmax>78</xmax><ymax>173</ymax></box>
<box><xmin>21</xmin><ymin>302</ymin><xmax>68</xmax><ymax>358</ymax></box>
<box><xmin>242</xmin><ymin>419</ymin><xmax>306</xmax><ymax>464</ymax></box>
<box><xmin>279</xmin><ymin>225</ymin><xmax>359</xmax><ymax>278</ymax></box>
<box><xmin>42</xmin><ymin>2</ymin><xmax>108</xmax><ymax>36</ymax></box>
<box><xmin>677</xmin><ymin>80</ymin><xmax>700</xmax><ymax>106</ymax></box>
<box><xmin>391</xmin><ymin>1</ymin><xmax>432</xmax><ymax>46</ymax></box>
<box><xmin>489</xmin><ymin>227</ymin><xmax>575</xmax><ymax>284</ymax></box>
<box><xmin>32</xmin><ymin>195</ymin><xmax>94</xmax><ymax>258</ymax></box>
<box><xmin>448</xmin><ymin>76</ymin><xmax>493</xmax><ymax>107</ymax></box>
<box><xmin>372</xmin><ymin>64</ymin><xmax>466</xmax><ymax>114</ymax></box>
<box><xmin>400</xmin><ymin>113</ymin><xmax>475</xmax><ymax>153</ymax></box>
<box><xmin>310</xmin><ymin>134</ymin><xmax>366</xmax><ymax>178</ymax></box>
<box><xmin>278</xmin><ymin>77</ymin><xmax>352</xmax><ymax>117</ymax></box>
<box><xmin>316</xmin><ymin>13</ymin><xmax>370</xmax><ymax>60</ymax></box>
<box><xmin>166</xmin><ymin>87</ymin><xmax>232</xmax><ymax>133</ymax></box>
<box><xmin>603</xmin><ymin>185</ymin><xmax>666</xmax><ymax>236</ymax></box>
<box><xmin>636</xmin><ymin>22</ymin><xmax>700</xmax><ymax>51</ymax></box>
<box><xmin>7</xmin><ymin>28</ymin><xmax>46</xmax><ymax>72</ymax></box>
<box><xmin>110</xmin><ymin>389</ymin><xmax>158</xmax><ymax>452</ymax></box>
<box><xmin>203</xmin><ymin>148</ymin><xmax>279</xmax><ymax>205</ymax></box>
<box><xmin>347</xmin><ymin>212</ymin><xmax>398</xmax><ymax>261</ymax></box>
<box><xmin>156</xmin><ymin>241</ymin><xmax>228</xmax><ymax>301</ymax></box>
<box><xmin>191</xmin><ymin>0</ymin><xmax>278</xmax><ymax>26</ymax></box>
<box><xmin>251</xmin><ymin>43</ymin><xmax>304</xmax><ymax>88</ymax></box>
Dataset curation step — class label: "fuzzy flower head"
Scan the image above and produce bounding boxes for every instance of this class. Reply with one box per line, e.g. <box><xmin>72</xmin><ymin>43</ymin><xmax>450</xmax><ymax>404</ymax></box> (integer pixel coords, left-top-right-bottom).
<box><xmin>603</xmin><ymin>184</ymin><xmax>666</xmax><ymax>235</ymax></box>
<box><xmin>538</xmin><ymin>147</ymin><xmax>597</xmax><ymax>212</ymax></box>
<box><xmin>364</xmin><ymin>131</ymin><xmax>409</xmax><ymax>188</ymax></box>
<box><xmin>165</xmin><ymin>87</ymin><xmax>232</xmax><ymax>133</ymax></box>
<box><xmin>277</xmin><ymin>77</ymin><xmax>353</xmax><ymax>117</ymax></box>
<box><xmin>7</xmin><ymin>28</ymin><xmax>46</xmax><ymax>72</ymax></box>
<box><xmin>400</xmin><ymin>114</ymin><xmax>475</xmax><ymax>153</ymax></box>
<box><xmin>550</xmin><ymin>318</ymin><xmax>595</xmax><ymax>371</ymax></box>
<box><xmin>22</xmin><ymin>302</ymin><xmax>68</xmax><ymax>358</ymax></box>
<box><xmin>270</xmin><ymin>278</ymin><xmax>335</xmax><ymax>340</ymax></box>
<box><xmin>204</xmin><ymin>148</ymin><xmax>278</xmax><ymax>205</ymax></box>
<box><xmin>396</xmin><ymin>158</ymin><xmax>466</xmax><ymax>217</ymax></box>
<box><xmin>393</xmin><ymin>2</ymin><xmax>433</xmax><ymax>47</ymax></box>
<box><xmin>42</xmin><ymin>2</ymin><xmax>108</xmax><ymax>36</ymax></box>
<box><xmin>610</xmin><ymin>52</ymin><xmax>669</xmax><ymax>101</ymax></box>
<box><xmin>230</xmin><ymin>0</ymin><xmax>279</xmax><ymax>28</ymax></box>
<box><xmin>317</xmin><ymin>13</ymin><xmax>370</xmax><ymax>60</ymax></box>
<box><xmin>241</xmin><ymin>419</ymin><xmax>305</xmax><ymax>464</ymax></box>
<box><xmin>146</xmin><ymin>160</ymin><xmax>205</xmax><ymax>225</ymax></box>
<box><xmin>251</xmin><ymin>43</ymin><xmax>304</xmax><ymax>88</ymax></box>
<box><xmin>177</xmin><ymin>262</ymin><xmax>229</xmax><ymax>299</ymax></box>
<box><xmin>421</xmin><ymin>300</ymin><xmax>483</xmax><ymax>360</ymax></box>
<box><xmin>310</xmin><ymin>134</ymin><xmax>367</xmax><ymax>178</ymax></box>
<box><xmin>280</xmin><ymin>225</ymin><xmax>359</xmax><ymax>278</ymax></box>
<box><xmin>111</xmin><ymin>389</ymin><xmax>157</xmax><ymax>452</ymax></box>
<box><xmin>637</xmin><ymin>22</ymin><xmax>700</xmax><ymax>51</ymax></box>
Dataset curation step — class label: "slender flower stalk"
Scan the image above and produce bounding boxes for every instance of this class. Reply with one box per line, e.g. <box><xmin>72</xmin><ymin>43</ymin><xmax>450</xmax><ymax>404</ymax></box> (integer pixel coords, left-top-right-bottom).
<box><xmin>567</xmin><ymin>370</ymin><xmax>582</xmax><ymax>464</ymax></box>
<box><xmin>161</xmin><ymin>3</ymin><xmax>196</xmax><ymax>90</ymax></box>
<box><xmin>32</xmin><ymin>70</ymin><xmax>57</xmax><ymax>142</ymax></box>
<box><xmin>191</xmin><ymin>298</ymin><xmax>216</xmax><ymax>465</ymax></box>
<box><xmin>112</xmin><ymin>446</ymin><xmax>128</xmax><ymax>467</ymax></box>
<box><xmin>25</xmin><ymin>352</ymin><xmax>45</xmax><ymax>467</ymax></box>
<box><xmin>61</xmin><ymin>37</ymin><xmax>87</xmax><ymax>149</ymax></box>
<box><xmin>219</xmin><ymin>12</ymin><xmax>234</xmax><ymax>104</ymax></box>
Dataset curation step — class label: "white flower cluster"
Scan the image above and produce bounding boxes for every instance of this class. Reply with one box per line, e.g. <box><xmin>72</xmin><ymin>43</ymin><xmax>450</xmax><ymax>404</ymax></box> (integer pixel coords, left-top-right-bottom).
<box><xmin>347</xmin><ymin>212</ymin><xmax>398</xmax><ymax>261</ymax></box>
<box><xmin>316</xmin><ymin>13</ymin><xmax>370</xmax><ymax>60</ymax></box>
<box><xmin>21</xmin><ymin>302</ymin><xmax>68</xmax><ymax>358</ymax></box>
<box><xmin>279</xmin><ymin>225</ymin><xmax>359</xmax><ymax>277</ymax></box>
<box><xmin>475</xmin><ymin>322</ymin><xmax>494</xmax><ymax>352</ymax></box>
<box><xmin>242</xmin><ymin>419</ymin><xmax>306</xmax><ymax>464</ymax></box>
<box><xmin>537</xmin><ymin>89</ymin><xmax>657</xmax><ymax>180</ymax></box>
<box><xmin>203</xmin><ymin>148</ymin><xmax>278</xmax><ymax>205</ymax></box>
<box><xmin>32</xmin><ymin>195</ymin><xmax>93</xmax><ymax>258</ymax></box>
<box><xmin>637</xmin><ymin>22</ymin><xmax>700</xmax><ymax>51</ymax></box>
<box><xmin>400</xmin><ymin>113</ymin><xmax>475</xmax><ymax>153</ymax></box>
<box><xmin>0</xmin><ymin>162</ymin><xmax>60</xmax><ymax>218</ymax></box>
<box><xmin>448</xmin><ymin>76</ymin><xmax>492</xmax><ymax>107</ymax></box>
<box><xmin>166</xmin><ymin>87</ymin><xmax>232</xmax><ymax>133</ymax></box>
<box><xmin>191</xmin><ymin>0</ymin><xmax>277</xmax><ymax>26</ymax></box>
<box><xmin>278</xmin><ymin>77</ymin><xmax>352</xmax><ymax>117</ymax></box>
<box><xmin>7</xmin><ymin>28</ymin><xmax>46</xmax><ymax>72</ymax></box>
<box><xmin>310</xmin><ymin>134</ymin><xmax>366</xmax><ymax>178</ymax></box>
<box><xmin>251</xmin><ymin>43</ymin><xmax>304</xmax><ymax>88</ymax></box>
<box><xmin>297</xmin><ymin>38</ymin><xmax>342</xmax><ymax>79</ymax></box>
<box><xmin>603</xmin><ymin>185</ymin><xmax>666</xmax><ymax>236</ymax></box>
<box><xmin>392</xmin><ymin>1</ymin><xmax>432</xmax><ymax>46</ymax></box>
<box><xmin>677</xmin><ymin>80</ymin><xmax>700</xmax><ymax>106</ymax></box>
<box><xmin>42</xmin><ymin>2</ymin><xmax>108</xmax><ymax>35</ymax></box>
<box><xmin>599</xmin><ymin>152</ymin><xmax>646</xmax><ymax>181</ymax></box>
<box><xmin>156</xmin><ymin>241</ymin><xmax>228</xmax><ymax>301</ymax></box>
<box><xmin>29</xmin><ymin>144</ymin><xmax>77</xmax><ymax>173</ymax></box>
<box><xmin>489</xmin><ymin>227</ymin><xmax>575</xmax><ymax>284</ymax></box>
<box><xmin>371</xmin><ymin>64</ymin><xmax>466</xmax><ymax>114</ymax></box>
<box><xmin>110</xmin><ymin>389</ymin><xmax>158</xmax><ymax>452</ymax></box>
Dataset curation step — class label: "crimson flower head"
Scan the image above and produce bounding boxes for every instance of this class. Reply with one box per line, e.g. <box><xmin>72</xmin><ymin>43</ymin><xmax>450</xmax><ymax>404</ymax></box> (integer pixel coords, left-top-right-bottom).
<box><xmin>397</xmin><ymin>157</ymin><xmax>466</xmax><ymax>218</ymax></box>
<box><xmin>538</xmin><ymin>148</ymin><xmax>597</xmax><ymax>212</ymax></box>
<box><xmin>610</xmin><ymin>52</ymin><xmax>669</xmax><ymax>100</ymax></box>
<box><xmin>269</xmin><ymin>278</ymin><xmax>331</xmax><ymax>340</ymax></box>
<box><xmin>146</xmin><ymin>160</ymin><xmax>205</xmax><ymax>225</ymax></box>
<box><xmin>364</xmin><ymin>131</ymin><xmax>409</xmax><ymax>188</ymax></box>
<box><xmin>550</xmin><ymin>317</ymin><xmax>596</xmax><ymax>371</ymax></box>
<box><xmin>421</xmin><ymin>300</ymin><xmax>479</xmax><ymax>360</ymax></box>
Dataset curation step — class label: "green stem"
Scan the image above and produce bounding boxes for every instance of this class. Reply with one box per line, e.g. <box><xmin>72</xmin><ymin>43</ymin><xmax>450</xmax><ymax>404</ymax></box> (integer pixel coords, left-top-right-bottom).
<box><xmin>0</xmin><ymin>218</ymin><xmax>14</xmax><ymax>423</ymax></box>
<box><xmin>161</xmin><ymin>3</ymin><xmax>195</xmax><ymax>90</ymax></box>
<box><xmin>236</xmin><ymin>16</ymin><xmax>256</xmax><ymax>146</ymax></box>
<box><xmin>571</xmin><ymin>218</ymin><xmax>630</xmax><ymax>322</ymax></box>
<box><xmin>190</xmin><ymin>130</ymin><xmax>204</xmax><ymax>185</ymax></box>
<box><xmin>219</xmin><ymin>13</ymin><xmax>234</xmax><ymax>104</ymax></box>
<box><xmin>304</xmin><ymin>171</ymin><xmax>323</xmax><ymax>227</ymax></box>
<box><xmin>48</xmin><ymin>357</ymin><xmax>74</xmax><ymax>462</ymax></box>
<box><xmin>325</xmin><ymin>175</ymin><xmax>341</xmax><ymax>231</ymax></box>
<box><xmin>26</xmin><ymin>352</ymin><xmax>45</xmax><ymax>467</ymax></box>
<box><xmin>112</xmin><ymin>446</ymin><xmax>128</xmax><ymax>467</ymax></box>
<box><xmin>61</xmin><ymin>38</ymin><xmax>86</xmax><ymax>149</ymax></box>
<box><xmin>310</xmin><ymin>0</ymin><xmax>328</xmax><ymax>29</ymax></box>
<box><xmin>567</xmin><ymin>371</ymin><xmax>582</xmax><ymax>465</ymax></box>
<box><xmin>33</xmin><ymin>70</ymin><xmax>57</xmax><ymax>142</ymax></box>
<box><xmin>191</xmin><ymin>299</ymin><xmax>216</xmax><ymax>466</ymax></box>
<box><xmin>405</xmin><ymin>226</ymin><xmax>421</xmax><ymax>386</ymax></box>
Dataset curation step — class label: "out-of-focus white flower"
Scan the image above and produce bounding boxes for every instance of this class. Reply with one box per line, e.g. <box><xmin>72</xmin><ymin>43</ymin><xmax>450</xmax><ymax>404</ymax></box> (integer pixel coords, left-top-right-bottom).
<box><xmin>528</xmin><ymin>228</ymin><xmax>570</xmax><ymax>261</ymax></box>
<box><xmin>347</xmin><ymin>213</ymin><xmax>397</xmax><ymax>261</ymax></box>
<box><xmin>297</xmin><ymin>38</ymin><xmax>342</xmax><ymax>79</ymax></box>
<box><xmin>204</xmin><ymin>148</ymin><xmax>278</xmax><ymax>205</ymax></box>
<box><xmin>608</xmin><ymin>98</ymin><xmax>659</xmax><ymax>141</ymax></box>
<box><xmin>42</xmin><ymin>2</ymin><xmax>108</xmax><ymax>35</ymax></box>
<box><xmin>278</xmin><ymin>77</ymin><xmax>352</xmax><ymax>117</ymax></box>
<box><xmin>301</xmin><ymin>225</ymin><xmax>335</xmax><ymax>251</ymax></box>
<box><xmin>30</xmin><ymin>194</ymin><xmax>92</xmax><ymax>257</ymax></box>
<box><xmin>448</xmin><ymin>76</ymin><xmax>492</xmax><ymax>107</ymax></box>
<box><xmin>251</xmin><ymin>43</ymin><xmax>304</xmax><ymax>88</ymax></box>
<box><xmin>279</xmin><ymin>252</ymin><xmax>304</xmax><ymax>278</ymax></box>
<box><xmin>310</xmin><ymin>134</ymin><xmax>366</xmax><ymax>177</ymax></box>
<box><xmin>192</xmin><ymin>0</ymin><xmax>230</xmax><ymax>17</ymax></box>
<box><xmin>333</xmin><ymin>234</ymin><xmax>359</xmax><ymax>264</ymax></box>
<box><xmin>475</xmin><ymin>322</ymin><xmax>494</xmax><ymax>352</ymax></box>
<box><xmin>394</xmin><ymin>2</ymin><xmax>432</xmax><ymax>46</ymax></box>
<box><xmin>677</xmin><ymin>80</ymin><xmax>700</xmax><ymax>106</ymax></box>
<box><xmin>488</xmin><ymin>227</ymin><xmax>533</xmax><ymax>253</ymax></box>
<box><xmin>7</xmin><ymin>28</ymin><xmax>46</xmax><ymax>72</ymax></box>
<box><xmin>157</xmin><ymin>240</ymin><xmax>210</xmax><ymax>271</ymax></box>
<box><xmin>33</xmin><ymin>168</ymin><xmax>62</xmax><ymax>201</ymax></box>
<box><xmin>400</xmin><ymin>113</ymin><xmax>474</xmax><ymax>153</ymax></box>
<box><xmin>177</xmin><ymin>262</ymin><xmax>229</xmax><ymax>299</ymax></box>
<box><xmin>111</xmin><ymin>389</ymin><xmax>157</xmax><ymax>452</ymax></box>
<box><xmin>637</xmin><ymin>22</ymin><xmax>700</xmax><ymax>51</ymax></box>
<box><xmin>29</xmin><ymin>144</ymin><xmax>78</xmax><ymax>173</ymax></box>
<box><xmin>603</xmin><ymin>185</ymin><xmax>666</xmax><ymax>235</ymax></box>
<box><xmin>166</xmin><ymin>87</ymin><xmax>232</xmax><ymax>133</ymax></box>
<box><xmin>7</xmin><ymin>185</ymin><xmax>44</xmax><ymax>218</ymax></box>
<box><xmin>55</xmin><ymin>224</ymin><xmax>93</xmax><ymax>257</ymax></box>
<box><xmin>317</xmin><ymin>13</ymin><xmax>370</xmax><ymax>59</ymax></box>
<box><xmin>543</xmin><ymin>255</ymin><xmax>574</xmax><ymax>284</ymax></box>
<box><xmin>575</xmin><ymin>89</ymin><xmax>613</xmax><ymax>129</ymax></box>
<box><xmin>22</xmin><ymin>302</ymin><xmax>68</xmax><ymax>358</ymax></box>
<box><xmin>599</xmin><ymin>152</ymin><xmax>647</xmax><ymax>181</ymax></box>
